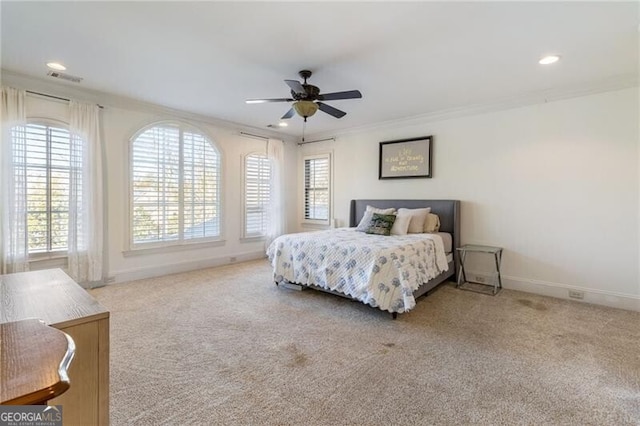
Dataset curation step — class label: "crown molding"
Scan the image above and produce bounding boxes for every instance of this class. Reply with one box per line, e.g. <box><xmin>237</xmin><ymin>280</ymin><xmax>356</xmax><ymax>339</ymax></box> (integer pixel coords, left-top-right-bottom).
<box><xmin>306</xmin><ymin>73</ymin><xmax>639</xmax><ymax>141</ymax></box>
<box><xmin>0</xmin><ymin>69</ymin><xmax>298</xmax><ymax>144</ymax></box>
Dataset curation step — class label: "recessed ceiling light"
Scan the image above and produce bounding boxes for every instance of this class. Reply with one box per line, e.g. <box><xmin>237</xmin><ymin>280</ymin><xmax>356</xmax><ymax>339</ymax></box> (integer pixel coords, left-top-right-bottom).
<box><xmin>278</xmin><ymin>122</ymin><xmax>288</xmax><ymax>127</ymax></box>
<box><xmin>538</xmin><ymin>55</ymin><xmax>560</xmax><ymax>65</ymax></box>
<box><xmin>46</xmin><ymin>62</ymin><xmax>67</xmax><ymax>71</ymax></box>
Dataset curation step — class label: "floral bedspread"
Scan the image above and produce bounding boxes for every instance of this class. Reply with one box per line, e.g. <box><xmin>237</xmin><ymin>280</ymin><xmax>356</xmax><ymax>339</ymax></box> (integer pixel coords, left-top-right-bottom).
<box><xmin>266</xmin><ymin>228</ymin><xmax>449</xmax><ymax>313</ymax></box>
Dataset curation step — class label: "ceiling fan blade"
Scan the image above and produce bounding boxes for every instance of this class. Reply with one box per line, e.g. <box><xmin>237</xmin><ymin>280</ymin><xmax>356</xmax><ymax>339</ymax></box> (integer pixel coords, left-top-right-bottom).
<box><xmin>317</xmin><ymin>90</ymin><xmax>362</xmax><ymax>101</ymax></box>
<box><xmin>246</xmin><ymin>98</ymin><xmax>293</xmax><ymax>104</ymax></box>
<box><xmin>284</xmin><ymin>79</ymin><xmax>306</xmax><ymax>95</ymax></box>
<box><xmin>281</xmin><ymin>108</ymin><xmax>295</xmax><ymax>119</ymax></box>
<box><xmin>317</xmin><ymin>102</ymin><xmax>347</xmax><ymax>119</ymax></box>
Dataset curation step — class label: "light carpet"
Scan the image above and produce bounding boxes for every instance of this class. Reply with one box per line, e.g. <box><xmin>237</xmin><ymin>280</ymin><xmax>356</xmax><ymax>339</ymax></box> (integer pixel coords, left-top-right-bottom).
<box><xmin>91</xmin><ymin>259</ymin><xmax>640</xmax><ymax>425</ymax></box>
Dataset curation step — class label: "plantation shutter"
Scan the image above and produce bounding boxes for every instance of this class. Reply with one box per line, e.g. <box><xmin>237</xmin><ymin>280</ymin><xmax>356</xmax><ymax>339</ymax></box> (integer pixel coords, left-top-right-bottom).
<box><xmin>22</xmin><ymin>123</ymin><xmax>74</xmax><ymax>253</ymax></box>
<box><xmin>244</xmin><ymin>153</ymin><xmax>271</xmax><ymax>237</ymax></box>
<box><xmin>131</xmin><ymin>124</ymin><xmax>220</xmax><ymax>246</ymax></box>
<box><xmin>131</xmin><ymin>126</ymin><xmax>180</xmax><ymax>244</ymax></box>
<box><xmin>304</xmin><ymin>155</ymin><xmax>330</xmax><ymax>221</ymax></box>
<box><xmin>183</xmin><ymin>130</ymin><xmax>220</xmax><ymax>239</ymax></box>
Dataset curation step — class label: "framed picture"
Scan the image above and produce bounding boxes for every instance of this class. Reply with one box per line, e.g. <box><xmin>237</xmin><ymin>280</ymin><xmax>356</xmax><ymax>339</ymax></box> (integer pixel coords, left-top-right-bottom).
<box><xmin>379</xmin><ymin>136</ymin><xmax>432</xmax><ymax>179</ymax></box>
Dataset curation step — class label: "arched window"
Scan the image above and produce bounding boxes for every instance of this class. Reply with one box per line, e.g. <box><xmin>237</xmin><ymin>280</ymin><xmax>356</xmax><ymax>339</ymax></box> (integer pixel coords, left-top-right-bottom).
<box><xmin>130</xmin><ymin>122</ymin><xmax>221</xmax><ymax>247</ymax></box>
<box><xmin>19</xmin><ymin>121</ymin><xmax>78</xmax><ymax>254</ymax></box>
<box><xmin>243</xmin><ymin>152</ymin><xmax>271</xmax><ymax>237</ymax></box>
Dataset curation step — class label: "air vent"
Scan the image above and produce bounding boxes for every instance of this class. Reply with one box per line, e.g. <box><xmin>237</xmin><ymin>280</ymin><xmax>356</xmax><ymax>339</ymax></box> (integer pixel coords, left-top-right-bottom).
<box><xmin>47</xmin><ymin>71</ymin><xmax>83</xmax><ymax>83</ymax></box>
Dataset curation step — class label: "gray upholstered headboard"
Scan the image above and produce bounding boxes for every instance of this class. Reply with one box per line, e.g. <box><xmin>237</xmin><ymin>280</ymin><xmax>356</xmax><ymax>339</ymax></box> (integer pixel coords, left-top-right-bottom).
<box><xmin>349</xmin><ymin>199</ymin><xmax>461</xmax><ymax>258</ymax></box>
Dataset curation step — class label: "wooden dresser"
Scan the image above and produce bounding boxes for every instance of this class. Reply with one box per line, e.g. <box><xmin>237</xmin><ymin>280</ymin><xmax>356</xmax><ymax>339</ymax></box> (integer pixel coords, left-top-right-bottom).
<box><xmin>0</xmin><ymin>269</ymin><xmax>109</xmax><ymax>426</ymax></box>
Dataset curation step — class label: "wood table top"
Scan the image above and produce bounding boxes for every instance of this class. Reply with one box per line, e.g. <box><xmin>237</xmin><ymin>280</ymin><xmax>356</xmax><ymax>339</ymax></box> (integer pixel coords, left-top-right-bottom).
<box><xmin>0</xmin><ymin>269</ymin><xmax>109</xmax><ymax>328</ymax></box>
<box><xmin>1</xmin><ymin>318</ymin><xmax>75</xmax><ymax>405</ymax></box>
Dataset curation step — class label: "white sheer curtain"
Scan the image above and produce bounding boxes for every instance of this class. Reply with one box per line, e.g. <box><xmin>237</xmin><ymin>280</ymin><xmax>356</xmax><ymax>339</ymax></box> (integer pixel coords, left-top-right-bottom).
<box><xmin>0</xmin><ymin>87</ymin><xmax>29</xmax><ymax>274</ymax></box>
<box><xmin>68</xmin><ymin>101</ymin><xmax>104</xmax><ymax>286</ymax></box>
<box><xmin>265</xmin><ymin>138</ymin><xmax>284</xmax><ymax>248</ymax></box>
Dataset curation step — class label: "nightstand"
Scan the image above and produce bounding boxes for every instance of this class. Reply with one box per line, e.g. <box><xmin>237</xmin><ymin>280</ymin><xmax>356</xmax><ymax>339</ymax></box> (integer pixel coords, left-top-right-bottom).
<box><xmin>456</xmin><ymin>244</ymin><xmax>503</xmax><ymax>295</ymax></box>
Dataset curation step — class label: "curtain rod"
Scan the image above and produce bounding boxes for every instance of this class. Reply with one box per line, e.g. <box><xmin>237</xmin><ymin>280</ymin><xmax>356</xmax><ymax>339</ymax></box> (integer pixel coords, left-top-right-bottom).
<box><xmin>240</xmin><ymin>131</ymin><xmax>269</xmax><ymax>141</ymax></box>
<box><xmin>26</xmin><ymin>90</ymin><xmax>104</xmax><ymax>109</ymax></box>
<box><xmin>298</xmin><ymin>137</ymin><xmax>335</xmax><ymax>146</ymax></box>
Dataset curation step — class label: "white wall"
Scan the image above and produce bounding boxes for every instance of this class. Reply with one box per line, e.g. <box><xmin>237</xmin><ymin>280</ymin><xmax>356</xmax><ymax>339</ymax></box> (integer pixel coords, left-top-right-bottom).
<box><xmin>10</xmin><ymin>75</ymin><xmax>298</xmax><ymax>283</ymax></box>
<box><xmin>298</xmin><ymin>88</ymin><xmax>640</xmax><ymax>310</ymax></box>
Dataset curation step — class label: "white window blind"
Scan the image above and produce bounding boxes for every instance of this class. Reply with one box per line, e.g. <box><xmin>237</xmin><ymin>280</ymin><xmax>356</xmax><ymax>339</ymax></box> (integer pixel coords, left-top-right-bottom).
<box><xmin>244</xmin><ymin>153</ymin><xmax>271</xmax><ymax>237</ymax></box>
<box><xmin>17</xmin><ymin>123</ymin><xmax>78</xmax><ymax>254</ymax></box>
<box><xmin>304</xmin><ymin>154</ymin><xmax>330</xmax><ymax>222</ymax></box>
<box><xmin>131</xmin><ymin>124</ymin><xmax>220</xmax><ymax>246</ymax></box>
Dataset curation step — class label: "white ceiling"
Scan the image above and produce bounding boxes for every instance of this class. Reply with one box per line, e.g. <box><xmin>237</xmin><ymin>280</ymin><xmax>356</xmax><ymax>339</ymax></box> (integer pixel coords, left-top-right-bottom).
<box><xmin>1</xmin><ymin>2</ymin><xmax>638</xmax><ymax>138</ymax></box>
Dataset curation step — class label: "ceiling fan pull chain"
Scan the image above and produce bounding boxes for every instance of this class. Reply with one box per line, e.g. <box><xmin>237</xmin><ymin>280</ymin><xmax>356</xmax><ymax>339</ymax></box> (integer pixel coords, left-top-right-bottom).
<box><xmin>302</xmin><ymin>120</ymin><xmax>306</xmax><ymax>143</ymax></box>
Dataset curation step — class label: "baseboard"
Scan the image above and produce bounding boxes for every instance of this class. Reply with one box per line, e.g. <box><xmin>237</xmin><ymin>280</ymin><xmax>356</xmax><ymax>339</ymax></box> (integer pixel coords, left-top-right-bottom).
<box><xmin>109</xmin><ymin>251</ymin><xmax>267</xmax><ymax>284</ymax></box>
<box><xmin>467</xmin><ymin>271</ymin><xmax>640</xmax><ymax>312</ymax></box>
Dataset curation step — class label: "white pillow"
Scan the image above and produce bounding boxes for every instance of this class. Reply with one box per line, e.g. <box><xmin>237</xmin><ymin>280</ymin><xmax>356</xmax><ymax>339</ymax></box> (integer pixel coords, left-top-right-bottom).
<box><xmin>390</xmin><ymin>211</ymin><xmax>411</xmax><ymax>235</ymax></box>
<box><xmin>397</xmin><ymin>207</ymin><xmax>431</xmax><ymax>233</ymax></box>
<box><xmin>424</xmin><ymin>213</ymin><xmax>441</xmax><ymax>233</ymax></box>
<box><xmin>355</xmin><ymin>205</ymin><xmax>396</xmax><ymax>231</ymax></box>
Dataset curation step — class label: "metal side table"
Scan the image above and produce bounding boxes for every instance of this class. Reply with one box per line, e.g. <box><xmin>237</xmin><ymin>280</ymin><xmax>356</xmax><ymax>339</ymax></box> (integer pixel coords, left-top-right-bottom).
<box><xmin>456</xmin><ymin>244</ymin><xmax>503</xmax><ymax>295</ymax></box>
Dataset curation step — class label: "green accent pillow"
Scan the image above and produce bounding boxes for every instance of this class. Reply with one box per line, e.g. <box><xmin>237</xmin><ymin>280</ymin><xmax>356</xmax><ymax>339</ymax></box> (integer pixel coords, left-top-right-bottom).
<box><xmin>365</xmin><ymin>213</ymin><xmax>397</xmax><ymax>236</ymax></box>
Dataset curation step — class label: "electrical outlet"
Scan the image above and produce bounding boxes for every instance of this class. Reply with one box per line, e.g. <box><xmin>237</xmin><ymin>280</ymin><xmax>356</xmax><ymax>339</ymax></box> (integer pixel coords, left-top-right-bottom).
<box><xmin>230</xmin><ymin>256</ymin><xmax>237</xmax><ymax>263</ymax></box>
<box><xmin>568</xmin><ymin>290</ymin><xmax>584</xmax><ymax>300</ymax></box>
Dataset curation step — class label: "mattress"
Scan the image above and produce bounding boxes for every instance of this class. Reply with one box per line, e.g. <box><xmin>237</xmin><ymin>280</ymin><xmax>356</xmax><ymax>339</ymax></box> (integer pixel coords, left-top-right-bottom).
<box><xmin>435</xmin><ymin>232</ymin><xmax>453</xmax><ymax>253</ymax></box>
<box><xmin>437</xmin><ymin>232</ymin><xmax>453</xmax><ymax>263</ymax></box>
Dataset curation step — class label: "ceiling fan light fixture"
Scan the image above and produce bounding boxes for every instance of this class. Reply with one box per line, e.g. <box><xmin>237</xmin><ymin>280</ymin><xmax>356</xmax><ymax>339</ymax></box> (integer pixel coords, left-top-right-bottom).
<box><xmin>293</xmin><ymin>100</ymin><xmax>318</xmax><ymax>118</ymax></box>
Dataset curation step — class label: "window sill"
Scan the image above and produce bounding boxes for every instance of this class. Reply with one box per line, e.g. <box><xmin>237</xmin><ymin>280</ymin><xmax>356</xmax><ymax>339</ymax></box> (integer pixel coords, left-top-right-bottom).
<box><xmin>29</xmin><ymin>255</ymin><xmax>68</xmax><ymax>270</ymax></box>
<box><xmin>29</xmin><ymin>251</ymin><xmax>68</xmax><ymax>262</ymax></box>
<box><xmin>123</xmin><ymin>239</ymin><xmax>226</xmax><ymax>257</ymax></box>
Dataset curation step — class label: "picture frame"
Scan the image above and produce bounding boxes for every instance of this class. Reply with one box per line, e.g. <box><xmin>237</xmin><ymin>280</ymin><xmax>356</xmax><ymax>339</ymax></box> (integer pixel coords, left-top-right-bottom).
<box><xmin>378</xmin><ymin>136</ymin><xmax>432</xmax><ymax>179</ymax></box>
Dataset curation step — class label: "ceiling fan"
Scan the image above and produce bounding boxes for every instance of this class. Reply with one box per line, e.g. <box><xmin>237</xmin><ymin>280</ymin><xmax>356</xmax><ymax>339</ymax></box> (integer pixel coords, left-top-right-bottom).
<box><xmin>246</xmin><ymin>70</ymin><xmax>362</xmax><ymax>122</ymax></box>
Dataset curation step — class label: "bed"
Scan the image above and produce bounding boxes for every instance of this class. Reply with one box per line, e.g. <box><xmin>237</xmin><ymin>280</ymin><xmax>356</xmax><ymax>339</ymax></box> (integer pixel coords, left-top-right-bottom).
<box><xmin>267</xmin><ymin>199</ymin><xmax>460</xmax><ymax>317</ymax></box>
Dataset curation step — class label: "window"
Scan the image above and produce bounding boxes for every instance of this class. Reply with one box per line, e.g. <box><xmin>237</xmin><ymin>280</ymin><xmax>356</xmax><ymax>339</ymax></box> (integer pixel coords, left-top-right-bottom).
<box><xmin>17</xmin><ymin>122</ymin><xmax>78</xmax><ymax>255</ymax></box>
<box><xmin>243</xmin><ymin>153</ymin><xmax>271</xmax><ymax>238</ymax></box>
<box><xmin>303</xmin><ymin>154</ymin><xmax>331</xmax><ymax>223</ymax></box>
<box><xmin>130</xmin><ymin>123</ymin><xmax>221</xmax><ymax>248</ymax></box>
